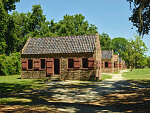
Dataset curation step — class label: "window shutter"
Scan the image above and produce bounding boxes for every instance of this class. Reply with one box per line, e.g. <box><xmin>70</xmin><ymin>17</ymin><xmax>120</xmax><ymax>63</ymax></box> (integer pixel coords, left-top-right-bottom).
<box><xmin>74</xmin><ymin>58</ymin><xmax>80</xmax><ymax>68</ymax></box>
<box><xmin>88</xmin><ymin>58</ymin><xmax>94</xmax><ymax>68</ymax></box>
<box><xmin>119</xmin><ymin>64</ymin><xmax>121</xmax><ymax>68</ymax></box>
<box><xmin>115</xmin><ymin>63</ymin><xmax>118</xmax><ymax>68</ymax></box>
<box><xmin>46</xmin><ymin>59</ymin><xmax>54</xmax><ymax>75</ymax></box>
<box><xmin>108</xmin><ymin>62</ymin><xmax>112</xmax><ymax>68</ymax></box>
<box><xmin>21</xmin><ymin>59</ymin><xmax>27</xmax><ymax>70</ymax></box>
<box><xmin>34</xmin><ymin>59</ymin><xmax>40</xmax><ymax>69</ymax></box>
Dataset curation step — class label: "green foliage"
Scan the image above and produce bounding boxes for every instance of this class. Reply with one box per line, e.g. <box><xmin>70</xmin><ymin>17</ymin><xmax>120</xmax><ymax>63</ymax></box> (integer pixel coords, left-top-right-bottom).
<box><xmin>49</xmin><ymin>14</ymin><xmax>98</xmax><ymax>36</ymax></box>
<box><xmin>28</xmin><ymin>4</ymin><xmax>47</xmax><ymax>37</ymax></box>
<box><xmin>0</xmin><ymin>52</ymin><xmax>21</xmax><ymax>76</ymax></box>
<box><xmin>111</xmin><ymin>37</ymin><xmax>128</xmax><ymax>57</ymax></box>
<box><xmin>147</xmin><ymin>56</ymin><xmax>150</xmax><ymax>68</ymax></box>
<box><xmin>2</xmin><ymin>0</ymin><xmax>20</xmax><ymax>12</ymax></box>
<box><xmin>125</xmin><ymin>35</ymin><xmax>148</xmax><ymax>70</ymax></box>
<box><xmin>137</xmin><ymin>55</ymin><xmax>148</xmax><ymax>68</ymax></box>
<box><xmin>127</xmin><ymin>0</ymin><xmax>150</xmax><ymax>35</ymax></box>
<box><xmin>99</xmin><ymin>33</ymin><xmax>112</xmax><ymax>50</ymax></box>
<box><xmin>0</xmin><ymin>1</ymin><xmax>8</xmax><ymax>54</ymax></box>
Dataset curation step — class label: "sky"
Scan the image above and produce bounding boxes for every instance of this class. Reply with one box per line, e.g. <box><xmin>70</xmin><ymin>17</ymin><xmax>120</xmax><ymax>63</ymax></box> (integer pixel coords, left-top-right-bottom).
<box><xmin>14</xmin><ymin>0</ymin><xmax>150</xmax><ymax>56</ymax></box>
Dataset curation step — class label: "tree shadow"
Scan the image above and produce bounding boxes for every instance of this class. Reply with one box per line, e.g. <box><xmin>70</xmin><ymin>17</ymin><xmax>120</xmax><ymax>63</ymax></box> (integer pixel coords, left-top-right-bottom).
<box><xmin>0</xmin><ymin>80</ymin><xmax>150</xmax><ymax>112</ymax></box>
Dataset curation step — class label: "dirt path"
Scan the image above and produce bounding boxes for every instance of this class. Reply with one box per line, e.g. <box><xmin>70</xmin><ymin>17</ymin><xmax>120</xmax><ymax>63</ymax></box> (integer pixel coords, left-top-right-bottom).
<box><xmin>1</xmin><ymin>70</ymin><xmax>150</xmax><ymax>113</ymax></box>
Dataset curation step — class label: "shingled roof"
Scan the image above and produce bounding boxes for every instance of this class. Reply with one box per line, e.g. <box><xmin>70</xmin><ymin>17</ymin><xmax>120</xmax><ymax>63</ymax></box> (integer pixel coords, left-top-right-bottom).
<box><xmin>102</xmin><ymin>50</ymin><xmax>113</xmax><ymax>59</ymax></box>
<box><xmin>22</xmin><ymin>35</ymin><xmax>96</xmax><ymax>54</ymax></box>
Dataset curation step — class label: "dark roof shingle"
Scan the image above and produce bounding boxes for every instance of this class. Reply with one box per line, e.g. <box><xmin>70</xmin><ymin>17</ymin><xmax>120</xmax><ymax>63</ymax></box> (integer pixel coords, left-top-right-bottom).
<box><xmin>22</xmin><ymin>35</ymin><xmax>96</xmax><ymax>54</ymax></box>
<box><xmin>102</xmin><ymin>50</ymin><xmax>112</xmax><ymax>59</ymax></box>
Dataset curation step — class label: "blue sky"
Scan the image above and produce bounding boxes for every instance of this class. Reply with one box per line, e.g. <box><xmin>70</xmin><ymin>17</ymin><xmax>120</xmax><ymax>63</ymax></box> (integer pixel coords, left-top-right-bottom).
<box><xmin>14</xmin><ymin>0</ymin><xmax>150</xmax><ymax>56</ymax></box>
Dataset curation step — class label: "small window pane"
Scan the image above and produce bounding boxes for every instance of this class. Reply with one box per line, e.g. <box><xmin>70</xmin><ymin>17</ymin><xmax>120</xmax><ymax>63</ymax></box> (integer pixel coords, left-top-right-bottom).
<box><xmin>105</xmin><ymin>62</ymin><xmax>108</xmax><ymax>67</ymax></box>
<box><xmin>28</xmin><ymin>60</ymin><xmax>33</xmax><ymax>69</ymax></box>
<box><xmin>68</xmin><ymin>59</ymin><xmax>74</xmax><ymax>68</ymax></box>
<box><xmin>82</xmin><ymin>58</ymin><xmax>88</xmax><ymax>68</ymax></box>
<box><xmin>41</xmin><ymin>59</ymin><xmax>45</xmax><ymax>69</ymax></box>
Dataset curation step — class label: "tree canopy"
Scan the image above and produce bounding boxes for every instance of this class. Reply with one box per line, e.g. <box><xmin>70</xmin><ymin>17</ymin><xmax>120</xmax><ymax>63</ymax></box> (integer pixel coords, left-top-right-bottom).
<box><xmin>127</xmin><ymin>0</ymin><xmax>150</xmax><ymax>36</ymax></box>
<box><xmin>111</xmin><ymin>37</ymin><xmax>128</xmax><ymax>57</ymax></box>
<box><xmin>125</xmin><ymin>35</ymin><xmax>148</xmax><ymax>70</ymax></box>
<box><xmin>99</xmin><ymin>33</ymin><xmax>112</xmax><ymax>50</ymax></box>
<box><xmin>49</xmin><ymin>14</ymin><xmax>98</xmax><ymax>36</ymax></box>
<box><xmin>2</xmin><ymin>0</ymin><xmax>20</xmax><ymax>12</ymax></box>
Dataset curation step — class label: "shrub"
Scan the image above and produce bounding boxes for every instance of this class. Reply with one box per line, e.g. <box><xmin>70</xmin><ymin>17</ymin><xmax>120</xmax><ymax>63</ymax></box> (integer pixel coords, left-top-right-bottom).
<box><xmin>0</xmin><ymin>52</ymin><xmax>21</xmax><ymax>76</ymax></box>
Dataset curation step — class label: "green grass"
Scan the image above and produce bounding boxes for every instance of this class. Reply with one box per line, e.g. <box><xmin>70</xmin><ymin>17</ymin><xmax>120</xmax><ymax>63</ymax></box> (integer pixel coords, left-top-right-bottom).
<box><xmin>0</xmin><ymin>97</ymin><xmax>32</xmax><ymax>104</ymax></box>
<box><xmin>123</xmin><ymin>69</ymin><xmax>150</xmax><ymax>80</ymax></box>
<box><xmin>0</xmin><ymin>75</ymin><xmax>45</xmax><ymax>88</ymax></box>
<box><xmin>0</xmin><ymin>75</ymin><xmax>46</xmax><ymax>104</ymax></box>
<box><xmin>102</xmin><ymin>74</ymin><xmax>112</xmax><ymax>80</ymax></box>
<box><xmin>113</xmin><ymin>71</ymin><xmax>120</xmax><ymax>74</ymax></box>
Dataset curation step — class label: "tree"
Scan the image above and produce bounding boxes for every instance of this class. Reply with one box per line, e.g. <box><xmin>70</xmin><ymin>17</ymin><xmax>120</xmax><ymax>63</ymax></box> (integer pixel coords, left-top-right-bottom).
<box><xmin>111</xmin><ymin>37</ymin><xmax>128</xmax><ymax>57</ymax></box>
<box><xmin>2</xmin><ymin>0</ymin><xmax>20</xmax><ymax>12</ymax></box>
<box><xmin>137</xmin><ymin>55</ymin><xmax>147</xmax><ymax>68</ymax></box>
<box><xmin>4</xmin><ymin>11</ymin><xmax>30</xmax><ymax>54</ymax></box>
<box><xmin>125</xmin><ymin>35</ymin><xmax>148</xmax><ymax>71</ymax></box>
<box><xmin>0</xmin><ymin>1</ymin><xmax>7</xmax><ymax>54</ymax></box>
<box><xmin>147</xmin><ymin>56</ymin><xmax>150</xmax><ymax>68</ymax></box>
<box><xmin>28</xmin><ymin>4</ymin><xmax>47</xmax><ymax>37</ymax></box>
<box><xmin>99</xmin><ymin>33</ymin><xmax>112</xmax><ymax>50</ymax></box>
<box><xmin>127</xmin><ymin>0</ymin><xmax>150</xmax><ymax>36</ymax></box>
<box><xmin>49</xmin><ymin>14</ymin><xmax>98</xmax><ymax>36</ymax></box>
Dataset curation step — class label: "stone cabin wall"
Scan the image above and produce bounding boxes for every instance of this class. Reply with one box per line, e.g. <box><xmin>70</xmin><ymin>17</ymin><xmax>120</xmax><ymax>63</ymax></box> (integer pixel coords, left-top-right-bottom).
<box><xmin>21</xmin><ymin>34</ymin><xmax>102</xmax><ymax>81</ymax></box>
<box><xmin>21</xmin><ymin>53</ymin><xmax>96</xmax><ymax>81</ymax></box>
<box><xmin>101</xmin><ymin>58</ymin><xmax>114</xmax><ymax>73</ymax></box>
<box><xmin>94</xmin><ymin>33</ymin><xmax>101</xmax><ymax>79</ymax></box>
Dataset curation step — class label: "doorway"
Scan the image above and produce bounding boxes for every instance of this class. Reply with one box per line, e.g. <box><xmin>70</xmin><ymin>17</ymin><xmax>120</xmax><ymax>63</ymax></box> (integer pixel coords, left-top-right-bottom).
<box><xmin>54</xmin><ymin>59</ymin><xmax>60</xmax><ymax>75</ymax></box>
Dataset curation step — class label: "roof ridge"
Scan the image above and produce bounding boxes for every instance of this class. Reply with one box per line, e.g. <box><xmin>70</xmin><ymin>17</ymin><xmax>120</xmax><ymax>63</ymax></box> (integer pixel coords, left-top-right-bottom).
<box><xmin>31</xmin><ymin>34</ymin><xmax>96</xmax><ymax>39</ymax></box>
<box><xmin>22</xmin><ymin>34</ymin><xmax>97</xmax><ymax>54</ymax></box>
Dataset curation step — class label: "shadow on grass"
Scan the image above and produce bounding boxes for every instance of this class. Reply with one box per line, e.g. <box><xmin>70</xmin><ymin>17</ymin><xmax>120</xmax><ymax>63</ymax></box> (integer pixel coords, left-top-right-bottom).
<box><xmin>0</xmin><ymin>80</ymin><xmax>150</xmax><ymax>112</ymax></box>
<box><xmin>0</xmin><ymin>83</ymin><xmax>32</xmax><ymax>98</ymax></box>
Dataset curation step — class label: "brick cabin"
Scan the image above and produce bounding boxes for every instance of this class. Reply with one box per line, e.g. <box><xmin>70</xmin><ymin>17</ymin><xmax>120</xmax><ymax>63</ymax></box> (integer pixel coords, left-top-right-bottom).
<box><xmin>121</xmin><ymin>60</ymin><xmax>126</xmax><ymax>70</ymax></box>
<box><xmin>119</xmin><ymin>57</ymin><xmax>126</xmax><ymax>71</ymax></box>
<box><xmin>119</xmin><ymin>57</ymin><xmax>122</xmax><ymax>70</ymax></box>
<box><xmin>21</xmin><ymin>34</ymin><xmax>101</xmax><ymax>81</ymax></box>
<box><xmin>113</xmin><ymin>55</ymin><xmax>119</xmax><ymax>72</ymax></box>
<box><xmin>101</xmin><ymin>50</ymin><xmax>114</xmax><ymax>73</ymax></box>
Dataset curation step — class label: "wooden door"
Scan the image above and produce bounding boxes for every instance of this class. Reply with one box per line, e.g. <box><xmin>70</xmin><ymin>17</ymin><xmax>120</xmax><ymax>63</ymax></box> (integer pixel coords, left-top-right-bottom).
<box><xmin>46</xmin><ymin>59</ymin><xmax>54</xmax><ymax>77</ymax></box>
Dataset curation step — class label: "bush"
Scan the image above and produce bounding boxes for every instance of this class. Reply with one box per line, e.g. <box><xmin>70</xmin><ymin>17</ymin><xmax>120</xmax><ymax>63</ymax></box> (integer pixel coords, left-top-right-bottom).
<box><xmin>0</xmin><ymin>52</ymin><xmax>21</xmax><ymax>76</ymax></box>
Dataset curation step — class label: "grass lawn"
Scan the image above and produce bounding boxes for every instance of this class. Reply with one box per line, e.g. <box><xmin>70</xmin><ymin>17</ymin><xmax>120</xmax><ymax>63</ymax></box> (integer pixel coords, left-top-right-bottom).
<box><xmin>123</xmin><ymin>69</ymin><xmax>150</xmax><ymax>80</ymax></box>
<box><xmin>0</xmin><ymin>75</ymin><xmax>45</xmax><ymax>104</ymax></box>
<box><xmin>0</xmin><ymin>75</ymin><xmax>45</xmax><ymax>88</ymax></box>
<box><xmin>113</xmin><ymin>71</ymin><xmax>120</xmax><ymax>74</ymax></box>
<box><xmin>102</xmin><ymin>74</ymin><xmax>112</xmax><ymax>80</ymax></box>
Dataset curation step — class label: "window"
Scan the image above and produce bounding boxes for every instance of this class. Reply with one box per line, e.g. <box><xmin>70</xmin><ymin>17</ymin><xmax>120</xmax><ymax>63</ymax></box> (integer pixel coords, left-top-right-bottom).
<box><xmin>68</xmin><ymin>59</ymin><xmax>74</xmax><ymax>68</ymax></box>
<box><xmin>105</xmin><ymin>62</ymin><xmax>108</xmax><ymax>68</ymax></box>
<box><xmin>114</xmin><ymin>63</ymin><xmax>115</xmax><ymax>67</ymax></box>
<box><xmin>28</xmin><ymin>59</ymin><xmax>33</xmax><ymax>69</ymax></box>
<box><xmin>82</xmin><ymin>58</ymin><xmax>88</xmax><ymax>68</ymax></box>
<box><xmin>41</xmin><ymin>59</ymin><xmax>45</xmax><ymax>69</ymax></box>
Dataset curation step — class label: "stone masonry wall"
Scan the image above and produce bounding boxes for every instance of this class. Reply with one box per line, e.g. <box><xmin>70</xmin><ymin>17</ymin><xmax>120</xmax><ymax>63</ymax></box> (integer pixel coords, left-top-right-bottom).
<box><xmin>94</xmin><ymin>34</ymin><xmax>101</xmax><ymax>79</ymax></box>
<box><xmin>21</xmin><ymin>53</ymin><xmax>95</xmax><ymax>80</ymax></box>
<box><xmin>101</xmin><ymin>60</ymin><xmax>114</xmax><ymax>73</ymax></box>
<box><xmin>21</xmin><ymin>70</ymin><xmax>46</xmax><ymax>79</ymax></box>
<box><xmin>60</xmin><ymin>58</ymin><xmax>94</xmax><ymax>81</ymax></box>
